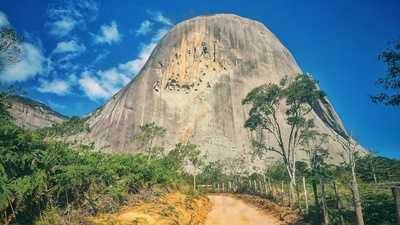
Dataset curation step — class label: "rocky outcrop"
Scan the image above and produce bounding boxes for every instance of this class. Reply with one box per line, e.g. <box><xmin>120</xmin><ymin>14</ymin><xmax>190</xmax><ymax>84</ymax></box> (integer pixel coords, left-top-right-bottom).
<box><xmin>7</xmin><ymin>95</ymin><xmax>67</xmax><ymax>129</ymax></box>
<box><xmin>84</xmin><ymin>14</ymin><xmax>352</xmax><ymax>166</ymax></box>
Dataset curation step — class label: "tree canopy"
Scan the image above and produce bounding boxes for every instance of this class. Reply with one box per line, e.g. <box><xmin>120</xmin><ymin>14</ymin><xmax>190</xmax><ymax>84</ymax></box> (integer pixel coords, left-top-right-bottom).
<box><xmin>371</xmin><ymin>40</ymin><xmax>400</xmax><ymax>106</ymax></box>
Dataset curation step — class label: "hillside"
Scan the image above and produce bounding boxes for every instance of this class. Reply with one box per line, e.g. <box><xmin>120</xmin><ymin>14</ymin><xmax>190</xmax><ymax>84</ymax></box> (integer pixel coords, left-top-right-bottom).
<box><xmin>7</xmin><ymin>95</ymin><xmax>67</xmax><ymax>129</ymax></box>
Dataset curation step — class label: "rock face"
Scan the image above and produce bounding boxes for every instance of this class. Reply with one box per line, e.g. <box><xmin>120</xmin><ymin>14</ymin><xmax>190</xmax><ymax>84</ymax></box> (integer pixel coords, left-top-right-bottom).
<box><xmin>85</xmin><ymin>14</ymin><xmax>349</xmax><ymax>164</ymax></box>
<box><xmin>8</xmin><ymin>96</ymin><xmax>67</xmax><ymax>129</ymax></box>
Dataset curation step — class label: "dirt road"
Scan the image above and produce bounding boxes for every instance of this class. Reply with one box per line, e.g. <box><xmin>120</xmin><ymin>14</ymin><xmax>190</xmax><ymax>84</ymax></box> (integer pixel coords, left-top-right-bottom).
<box><xmin>205</xmin><ymin>195</ymin><xmax>283</xmax><ymax>225</ymax></box>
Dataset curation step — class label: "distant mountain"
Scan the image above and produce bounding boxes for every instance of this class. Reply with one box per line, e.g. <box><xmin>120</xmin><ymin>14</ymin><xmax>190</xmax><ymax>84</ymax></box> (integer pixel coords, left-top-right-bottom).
<box><xmin>7</xmin><ymin>95</ymin><xmax>67</xmax><ymax>129</ymax></box>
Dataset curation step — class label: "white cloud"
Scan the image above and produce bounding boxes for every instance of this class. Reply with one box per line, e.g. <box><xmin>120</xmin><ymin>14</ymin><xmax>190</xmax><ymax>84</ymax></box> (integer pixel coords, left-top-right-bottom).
<box><xmin>48</xmin><ymin>17</ymin><xmax>77</xmax><ymax>38</ymax></box>
<box><xmin>147</xmin><ymin>10</ymin><xmax>173</xmax><ymax>26</ymax></box>
<box><xmin>78</xmin><ymin>67</ymin><xmax>132</xmax><ymax>100</ymax></box>
<box><xmin>0</xmin><ymin>42</ymin><xmax>45</xmax><ymax>83</ymax></box>
<box><xmin>78</xmin><ymin>71</ymin><xmax>109</xmax><ymax>100</ymax></box>
<box><xmin>94</xmin><ymin>21</ymin><xmax>121</xmax><ymax>45</ymax></box>
<box><xmin>90</xmin><ymin>50</ymin><xmax>111</xmax><ymax>66</ymax></box>
<box><xmin>0</xmin><ymin>11</ymin><xmax>10</xmax><ymax>28</ymax></box>
<box><xmin>37</xmin><ymin>78</ymin><xmax>71</xmax><ymax>95</ymax></box>
<box><xmin>118</xmin><ymin>42</ymin><xmax>157</xmax><ymax>75</ymax></box>
<box><xmin>136</xmin><ymin>20</ymin><xmax>153</xmax><ymax>35</ymax></box>
<box><xmin>53</xmin><ymin>40</ymin><xmax>86</xmax><ymax>54</ymax></box>
<box><xmin>117</xmin><ymin>26</ymin><xmax>168</xmax><ymax>76</ymax></box>
<box><xmin>78</xmin><ymin>11</ymin><xmax>173</xmax><ymax>101</ymax></box>
<box><xmin>78</xmin><ymin>29</ymin><xmax>165</xmax><ymax>100</ymax></box>
<box><xmin>46</xmin><ymin>0</ymin><xmax>98</xmax><ymax>38</ymax></box>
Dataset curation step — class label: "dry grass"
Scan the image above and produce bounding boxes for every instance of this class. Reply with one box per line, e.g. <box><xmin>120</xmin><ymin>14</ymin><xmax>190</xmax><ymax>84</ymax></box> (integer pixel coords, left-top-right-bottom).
<box><xmin>232</xmin><ymin>194</ymin><xmax>309</xmax><ymax>225</ymax></box>
<box><xmin>85</xmin><ymin>192</ymin><xmax>211</xmax><ymax>225</ymax></box>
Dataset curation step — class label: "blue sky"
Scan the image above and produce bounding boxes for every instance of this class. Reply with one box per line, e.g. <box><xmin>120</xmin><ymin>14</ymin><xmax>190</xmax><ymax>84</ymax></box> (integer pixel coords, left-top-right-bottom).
<box><xmin>0</xmin><ymin>0</ymin><xmax>399</xmax><ymax>158</ymax></box>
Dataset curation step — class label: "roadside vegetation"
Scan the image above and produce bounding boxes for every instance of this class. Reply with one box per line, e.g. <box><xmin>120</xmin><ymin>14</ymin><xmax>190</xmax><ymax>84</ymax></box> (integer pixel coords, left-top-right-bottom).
<box><xmin>196</xmin><ymin>73</ymin><xmax>400</xmax><ymax>225</ymax></box>
<box><xmin>0</xmin><ymin>88</ymin><xmax>208</xmax><ymax>224</ymax></box>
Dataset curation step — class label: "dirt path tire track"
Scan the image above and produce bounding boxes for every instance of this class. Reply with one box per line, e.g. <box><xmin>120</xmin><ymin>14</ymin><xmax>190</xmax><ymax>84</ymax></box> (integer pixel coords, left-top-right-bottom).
<box><xmin>205</xmin><ymin>195</ymin><xmax>284</xmax><ymax>225</ymax></box>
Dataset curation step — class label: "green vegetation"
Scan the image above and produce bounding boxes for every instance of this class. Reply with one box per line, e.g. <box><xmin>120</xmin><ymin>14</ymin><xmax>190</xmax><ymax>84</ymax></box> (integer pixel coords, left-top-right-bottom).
<box><xmin>0</xmin><ymin>90</ymin><xmax>199</xmax><ymax>225</ymax></box>
<box><xmin>242</xmin><ymin>74</ymin><xmax>325</xmax><ymax>208</ymax></box>
<box><xmin>133</xmin><ymin>122</ymin><xmax>167</xmax><ymax>160</ymax></box>
<box><xmin>227</xmin><ymin>73</ymin><xmax>400</xmax><ymax>225</ymax></box>
<box><xmin>38</xmin><ymin>116</ymin><xmax>89</xmax><ymax>137</ymax></box>
<box><xmin>371</xmin><ymin>40</ymin><xmax>400</xmax><ymax>106</ymax></box>
<box><xmin>7</xmin><ymin>95</ymin><xmax>68</xmax><ymax>119</ymax></box>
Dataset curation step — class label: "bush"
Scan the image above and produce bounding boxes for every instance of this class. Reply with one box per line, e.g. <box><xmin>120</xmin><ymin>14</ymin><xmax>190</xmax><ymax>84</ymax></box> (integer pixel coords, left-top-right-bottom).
<box><xmin>0</xmin><ymin>114</ymin><xmax>184</xmax><ymax>224</ymax></box>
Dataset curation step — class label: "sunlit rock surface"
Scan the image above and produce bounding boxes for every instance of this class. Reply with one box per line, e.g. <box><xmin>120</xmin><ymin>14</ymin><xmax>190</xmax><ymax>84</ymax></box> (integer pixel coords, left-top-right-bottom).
<box><xmin>84</xmin><ymin>14</ymin><xmax>351</xmax><ymax>166</ymax></box>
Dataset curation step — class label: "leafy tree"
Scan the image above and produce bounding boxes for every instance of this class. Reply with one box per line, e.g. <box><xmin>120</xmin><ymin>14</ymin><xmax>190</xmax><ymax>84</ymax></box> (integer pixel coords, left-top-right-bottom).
<box><xmin>186</xmin><ymin>144</ymin><xmax>206</xmax><ymax>191</ymax></box>
<box><xmin>0</xmin><ymin>28</ymin><xmax>21</xmax><ymax>70</ymax></box>
<box><xmin>300</xmin><ymin>130</ymin><xmax>328</xmax><ymax>207</ymax></box>
<box><xmin>38</xmin><ymin>116</ymin><xmax>89</xmax><ymax>138</ymax></box>
<box><xmin>134</xmin><ymin>122</ymin><xmax>166</xmax><ymax>160</ymax></box>
<box><xmin>334</xmin><ymin>135</ymin><xmax>365</xmax><ymax>225</ymax></box>
<box><xmin>198</xmin><ymin>161</ymin><xmax>226</xmax><ymax>185</ymax></box>
<box><xmin>242</xmin><ymin>74</ymin><xmax>325</xmax><ymax>208</ymax></box>
<box><xmin>356</xmin><ymin>154</ymin><xmax>400</xmax><ymax>182</ymax></box>
<box><xmin>371</xmin><ymin>40</ymin><xmax>400</xmax><ymax>106</ymax></box>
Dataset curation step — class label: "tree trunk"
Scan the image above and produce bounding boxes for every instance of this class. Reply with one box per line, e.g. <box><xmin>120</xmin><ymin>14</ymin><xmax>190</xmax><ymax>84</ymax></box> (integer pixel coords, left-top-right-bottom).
<box><xmin>320</xmin><ymin>180</ymin><xmax>330</xmax><ymax>225</ymax></box>
<box><xmin>296</xmin><ymin>182</ymin><xmax>301</xmax><ymax>208</ymax></box>
<box><xmin>193</xmin><ymin>174</ymin><xmax>196</xmax><ymax>191</ymax></box>
<box><xmin>350</xmin><ymin>169</ymin><xmax>365</xmax><ymax>225</ymax></box>
<box><xmin>312</xmin><ymin>178</ymin><xmax>320</xmax><ymax>209</ymax></box>
<box><xmin>288</xmin><ymin>179</ymin><xmax>295</xmax><ymax>208</ymax></box>
<box><xmin>391</xmin><ymin>187</ymin><xmax>400</xmax><ymax>225</ymax></box>
<box><xmin>303</xmin><ymin>177</ymin><xmax>309</xmax><ymax>214</ymax></box>
<box><xmin>372</xmin><ymin>171</ymin><xmax>377</xmax><ymax>184</ymax></box>
<box><xmin>333</xmin><ymin>181</ymin><xmax>345</xmax><ymax>225</ymax></box>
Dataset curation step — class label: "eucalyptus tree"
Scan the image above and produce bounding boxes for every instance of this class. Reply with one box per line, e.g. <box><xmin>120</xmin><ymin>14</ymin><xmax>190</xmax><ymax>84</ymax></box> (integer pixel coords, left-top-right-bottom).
<box><xmin>371</xmin><ymin>40</ymin><xmax>400</xmax><ymax>106</ymax></box>
<box><xmin>134</xmin><ymin>122</ymin><xmax>166</xmax><ymax>160</ymax></box>
<box><xmin>242</xmin><ymin>74</ymin><xmax>325</xmax><ymax>208</ymax></box>
<box><xmin>300</xmin><ymin>130</ymin><xmax>328</xmax><ymax>207</ymax></box>
<box><xmin>187</xmin><ymin>145</ymin><xmax>206</xmax><ymax>191</ymax></box>
<box><xmin>335</xmin><ymin>134</ymin><xmax>365</xmax><ymax>225</ymax></box>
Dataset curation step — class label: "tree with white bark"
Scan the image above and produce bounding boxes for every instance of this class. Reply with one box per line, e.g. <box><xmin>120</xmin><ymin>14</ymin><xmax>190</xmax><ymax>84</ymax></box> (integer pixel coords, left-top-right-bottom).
<box><xmin>242</xmin><ymin>74</ymin><xmax>325</xmax><ymax>208</ymax></box>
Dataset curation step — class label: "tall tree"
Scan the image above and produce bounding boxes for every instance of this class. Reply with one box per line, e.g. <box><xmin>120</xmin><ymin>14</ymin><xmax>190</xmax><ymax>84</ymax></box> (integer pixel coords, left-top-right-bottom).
<box><xmin>371</xmin><ymin>40</ymin><xmax>400</xmax><ymax>106</ymax></box>
<box><xmin>335</xmin><ymin>135</ymin><xmax>365</xmax><ymax>225</ymax></box>
<box><xmin>242</xmin><ymin>74</ymin><xmax>325</xmax><ymax>208</ymax></box>
<box><xmin>300</xmin><ymin>130</ymin><xmax>328</xmax><ymax>210</ymax></box>
<box><xmin>187</xmin><ymin>145</ymin><xmax>206</xmax><ymax>191</ymax></box>
<box><xmin>134</xmin><ymin>122</ymin><xmax>166</xmax><ymax>160</ymax></box>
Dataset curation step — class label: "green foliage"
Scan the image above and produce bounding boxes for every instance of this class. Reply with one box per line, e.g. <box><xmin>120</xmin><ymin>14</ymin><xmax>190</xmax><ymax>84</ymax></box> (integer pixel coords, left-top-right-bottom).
<box><xmin>356</xmin><ymin>154</ymin><xmax>400</xmax><ymax>182</ymax></box>
<box><xmin>361</xmin><ymin>189</ymin><xmax>396</xmax><ymax>225</ymax></box>
<box><xmin>186</xmin><ymin>144</ymin><xmax>206</xmax><ymax>174</ymax></box>
<box><xmin>242</xmin><ymin>74</ymin><xmax>325</xmax><ymax>161</ymax></box>
<box><xmin>34</xmin><ymin>207</ymin><xmax>60</xmax><ymax>225</ymax></box>
<box><xmin>198</xmin><ymin>161</ymin><xmax>226</xmax><ymax>184</ymax></box>
<box><xmin>371</xmin><ymin>40</ymin><xmax>400</xmax><ymax>106</ymax></box>
<box><xmin>133</xmin><ymin>122</ymin><xmax>167</xmax><ymax>160</ymax></box>
<box><xmin>0</xmin><ymin>99</ymin><xmax>184</xmax><ymax>224</ymax></box>
<box><xmin>38</xmin><ymin>116</ymin><xmax>89</xmax><ymax>137</ymax></box>
<box><xmin>7</xmin><ymin>95</ymin><xmax>67</xmax><ymax>119</ymax></box>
